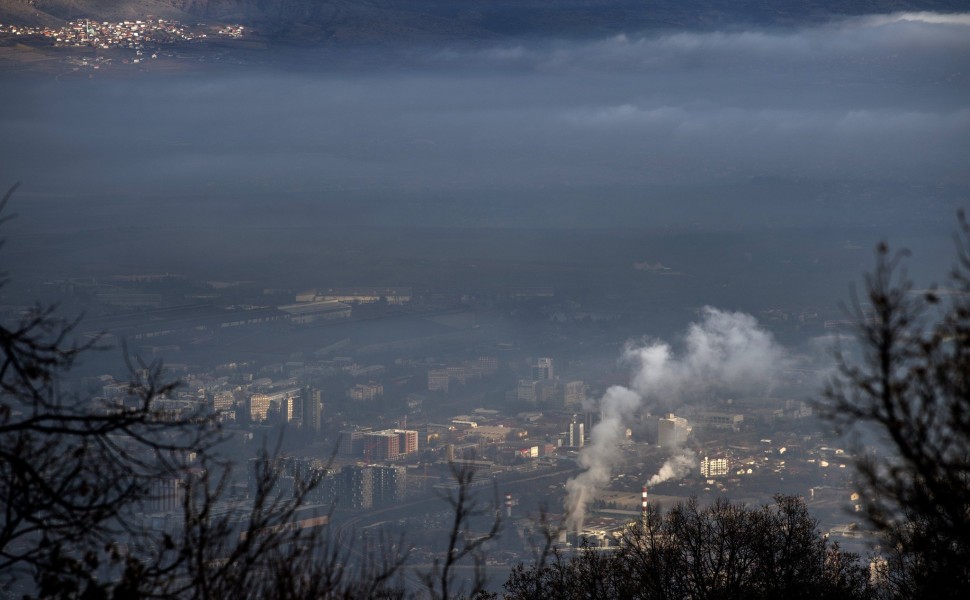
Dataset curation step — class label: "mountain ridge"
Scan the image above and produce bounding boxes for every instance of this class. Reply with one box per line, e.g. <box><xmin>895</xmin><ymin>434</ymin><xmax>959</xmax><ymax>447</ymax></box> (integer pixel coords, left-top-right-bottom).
<box><xmin>2</xmin><ymin>1</ymin><xmax>967</xmax><ymax>44</ymax></box>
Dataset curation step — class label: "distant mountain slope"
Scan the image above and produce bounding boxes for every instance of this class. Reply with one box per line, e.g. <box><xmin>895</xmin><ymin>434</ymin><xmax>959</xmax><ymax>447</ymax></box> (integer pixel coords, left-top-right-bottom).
<box><xmin>2</xmin><ymin>0</ymin><xmax>967</xmax><ymax>42</ymax></box>
<box><xmin>0</xmin><ymin>0</ymin><xmax>190</xmax><ymax>25</ymax></box>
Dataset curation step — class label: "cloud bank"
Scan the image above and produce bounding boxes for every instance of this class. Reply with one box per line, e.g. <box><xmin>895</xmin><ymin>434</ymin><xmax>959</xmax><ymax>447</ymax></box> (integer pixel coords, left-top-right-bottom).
<box><xmin>1</xmin><ymin>12</ymin><xmax>966</xmax><ymax>230</ymax></box>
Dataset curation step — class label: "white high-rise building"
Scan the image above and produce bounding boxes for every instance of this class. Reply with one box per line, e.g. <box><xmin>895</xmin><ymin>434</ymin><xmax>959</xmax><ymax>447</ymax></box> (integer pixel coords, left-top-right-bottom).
<box><xmin>303</xmin><ymin>387</ymin><xmax>323</xmax><ymax>433</ymax></box>
<box><xmin>563</xmin><ymin>380</ymin><xmax>585</xmax><ymax>409</ymax></box>
<box><xmin>700</xmin><ymin>455</ymin><xmax>729</xmax><ymax>478</ymax></box>
<box><xmin>428</xmin><ymin>369</ymin><xmax>450</xmax><ymax>392</ymax></box>
<box><xmin>532</xmin><ymin>357</ymin><xmax>554</xmax><ymax>381</ymax></box>
<box><xmin>568</xmin><ymin>416</ymin><xmax>585</xmax><ymax>448</ymax></box>
<box><xmin>658</xmin><ymin>413</ymin><xmax>691</xmax><ymax>448</ymax></box>
<box><xmin>517</xmin><ymin>379</ymin><xmax>538</xmax><ymax>404</ymax></box>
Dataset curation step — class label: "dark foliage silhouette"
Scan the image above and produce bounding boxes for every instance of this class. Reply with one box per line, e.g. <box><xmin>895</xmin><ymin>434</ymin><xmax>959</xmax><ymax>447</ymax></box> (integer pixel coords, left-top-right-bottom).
<box><xmin>503</xmin><ymin>495</ymin><xmax>873</xmax><ymax>600</ymax></box>
<box><xmin>822</xmin><ymin>212</ymin><xmax>970</xmax><ymax>598</ymax></box>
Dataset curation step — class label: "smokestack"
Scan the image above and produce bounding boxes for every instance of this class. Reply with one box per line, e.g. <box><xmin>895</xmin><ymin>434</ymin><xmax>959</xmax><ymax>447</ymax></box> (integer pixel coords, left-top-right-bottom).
<box><xmin>505</xmin><ymin>493</ymin><xmax>512</xmax><ymax>518</ymax></box>
<box><xmin>641</xmin><ymin>485</ymin><xmax>648</xmax><ymax>519</ymax></box>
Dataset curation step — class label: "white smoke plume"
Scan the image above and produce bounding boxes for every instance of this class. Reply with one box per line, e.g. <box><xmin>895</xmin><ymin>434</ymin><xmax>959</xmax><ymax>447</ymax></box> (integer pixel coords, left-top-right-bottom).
<box><xmin>565</xmin><ymin>385</ymin><xmax>640</xmax><ymax>532</ymax></box>
<box><xmin>628</xmin><ymin>306</ymin><xmax>786</xmax><ymax>404</ymax></box>
<box><xmin>564</xmin><ymin>307</ymin><xmax>785</xmax><ymax>531</ymax></box>
<box><xmin>648</xmin><ymin>449</ymin><xmax>698</xmax><ymax>486</ymax></box>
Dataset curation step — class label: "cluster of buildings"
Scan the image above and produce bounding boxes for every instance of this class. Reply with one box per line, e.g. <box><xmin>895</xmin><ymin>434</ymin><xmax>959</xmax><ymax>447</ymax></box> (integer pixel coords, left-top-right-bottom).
<box><xmin>332</xmin><ymin>464</ymin><xmax>407</xmax><ymax>509</ymax></box>
<box><xmin>248</xmin><ymin>457</ymin><xmax>407</xmax><ymax>510</ymax></box>
<box><xmin>248</xmin><ymin>386</ymin><xmax>318</xmax><ymax>424</ymax></box>
<box><xmin>295</xmin><ymin>287</ymin><xmax>412</xmax><ymax>305</ymax></box>
<box><xmin>78</xmin><ymin>298</ymin><xmax>351</xmax><ymax>344</ymax></box>
<box><xmin>347</xmin><ymin>381</ymin><xmax>384</xmax><ymax>402</ymax></box>
<box><xmin>215</xmin><ymin>24</ymin><xmax>245</xmax><ymax>38</ymax></box>
<box><xmin>420</xmin><ymin>408</ymin><xmax>593</xmax><ymax>466</ymax></box>
<box><xmin>427</xmin><ymin>356</ymin><xmax>499</xmax><ymax>393</ymax></box>
<box><xmin>67</xmin><ymin>272</ymin><xmax>848</xmax><ymax>549</ymax></box>
<box><xmin>92</xmin><ymin>370</ymin><xmax>324</xmax><ymax>431</ymax></box>
<box><xmin>278</xmin><ymin>299</ymin><xmax>351</xmax><ymax>324</ymax></box>
<box><xmin>93</xmin><ymin>339</ymin><xmax>855</xmax><ymax>556</ymax></box>
<box><xmin>339</xmin><ymin>429</ymin><xmax>420</xmax><ymax>461</ymax></box>
<box><xmin>0</xmin><ymin>18</ymin><xmax>245</xmax><ymax>51</ymax></box>
<box><xmin>639</xmin><ymin>410</ymin><xmax>853</xmax><ymax>491</ymax></box>
<box><xmin>513</xmin><ymin>357</ymin><xmax>587</xmax><ymax>410</ymax></box>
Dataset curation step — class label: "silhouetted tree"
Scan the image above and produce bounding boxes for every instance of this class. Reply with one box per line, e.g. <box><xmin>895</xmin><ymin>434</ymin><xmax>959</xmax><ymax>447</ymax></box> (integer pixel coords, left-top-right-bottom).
<box><xmin>1</xmin><ymin>185</ymin><xmax>498</xmax><ymax>599</ymax></box>
<box><xmin>0</xmin><ymin>187</ymin><xmax>386</xmax><ymax>598</ymax></box>
<box><xmin>0</xmin><ymin>184</ymin><xmax>222</xmax><ymax>596</ymax></box>
<box><xmin>503</xmin><ymin>496</ymin><xmax>873</xmax><ymax>600</ymax></box>
<box><xmin>419</xmin><ymin>462</ymin><xmax>502</xmax><ymax>600</ymax></box>
<box><xmin>822</xmin><ymin>212</ymin><xmax>970</xmax><ymax>598</ymax></box>
<box><xmin>109</xmin><ymin>447</ymin><xmax>409</xmax><ymax>600</ymax></box>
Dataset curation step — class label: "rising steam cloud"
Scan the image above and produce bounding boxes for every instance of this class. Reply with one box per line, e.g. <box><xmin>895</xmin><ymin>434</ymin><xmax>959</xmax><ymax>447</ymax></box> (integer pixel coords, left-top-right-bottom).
<box><xmin>628</xmin><ymin>307</ymin><xmax>785</xmax><ymax>403</ymax></box>
<box><xmin>565</xmin><ymin>385</ymin><xmax>640</xmax><ymax>532</ymax></box>
<box><xmin>648</xmin><ymin>450</ymin><xmax>697</xmax><ymax>486</ymax></box>
<box><xmin>565</xmin><ymin>307</ymin><xmax>785</xmax><ymax>531</ymax></box>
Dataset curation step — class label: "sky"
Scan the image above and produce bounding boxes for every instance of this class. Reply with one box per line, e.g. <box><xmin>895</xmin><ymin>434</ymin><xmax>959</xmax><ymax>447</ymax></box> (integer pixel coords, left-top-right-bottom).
<box><xmin>0</xmin><ymin>10</ymin><xmax>966</xmax><ymax>300</ymax></box>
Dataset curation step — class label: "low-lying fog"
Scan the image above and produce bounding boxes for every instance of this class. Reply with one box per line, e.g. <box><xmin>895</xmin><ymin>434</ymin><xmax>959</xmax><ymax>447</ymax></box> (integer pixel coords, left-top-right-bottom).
<box><xmin>0</xmin><ymin>12</ymin><xmax>966</xmax><ymax>289</ymax></box>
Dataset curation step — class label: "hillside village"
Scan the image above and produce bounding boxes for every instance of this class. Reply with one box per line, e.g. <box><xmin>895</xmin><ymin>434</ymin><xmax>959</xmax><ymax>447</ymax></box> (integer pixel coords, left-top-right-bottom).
<box><xmin>0</xmin><ymin>16</ymin><xmax>246</xmax><ymax>68</ymax></box>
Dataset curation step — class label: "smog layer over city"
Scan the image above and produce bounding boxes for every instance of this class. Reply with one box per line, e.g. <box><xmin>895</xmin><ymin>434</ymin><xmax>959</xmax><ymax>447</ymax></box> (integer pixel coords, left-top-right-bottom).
<box><xmin>1</xmin><ymin>1</ymin><xmax>968</xmax><ymax>598</ymax></box>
